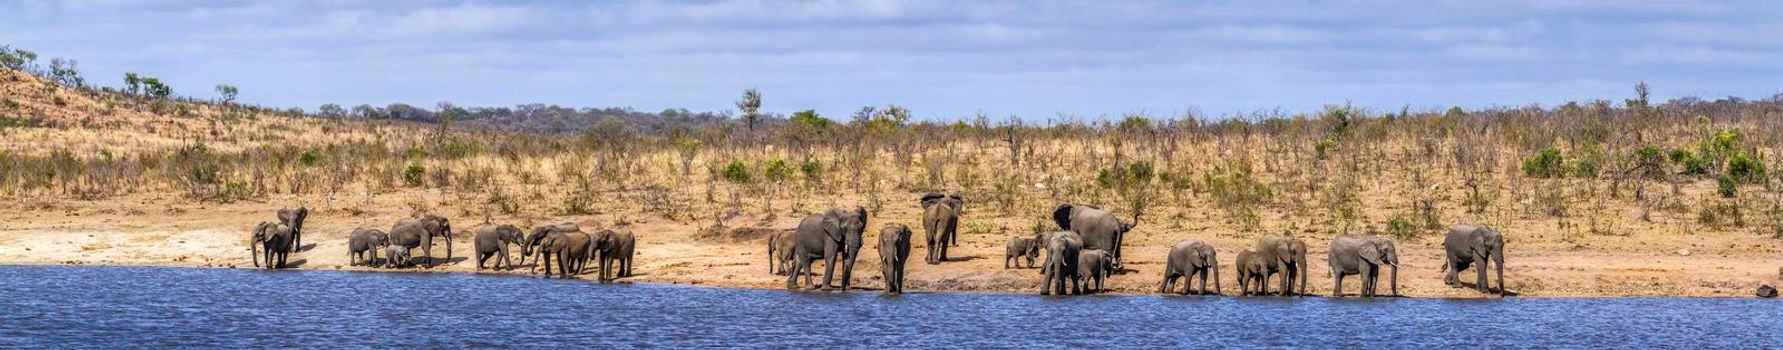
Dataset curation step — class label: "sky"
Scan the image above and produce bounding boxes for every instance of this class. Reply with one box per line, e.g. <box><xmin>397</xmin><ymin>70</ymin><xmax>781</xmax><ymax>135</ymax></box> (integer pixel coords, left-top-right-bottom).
<box><xmin>3</xmin><ymin>0</ymin><xmax>1781</xmax><ymax>121</ymax></box>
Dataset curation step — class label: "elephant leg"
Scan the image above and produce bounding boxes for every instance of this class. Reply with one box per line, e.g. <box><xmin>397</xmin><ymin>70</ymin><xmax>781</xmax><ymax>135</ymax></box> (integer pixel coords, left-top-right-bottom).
<box><xmin>1476</xmin><ymin>260</ymin><xmax>1489</xmax><ymax>293</ymax></box>
<box><xmin>820</xmin><ymin>245</ymin><xmax>838</xmax><ymax>291</ymax></box>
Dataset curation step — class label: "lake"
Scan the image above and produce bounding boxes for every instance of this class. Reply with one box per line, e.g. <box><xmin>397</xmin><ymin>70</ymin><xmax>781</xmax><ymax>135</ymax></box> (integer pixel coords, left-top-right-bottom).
<box><xmin>0</xmin><ymin>265</ymin><xmax>1775</xmax><ymax>348</ymax></box>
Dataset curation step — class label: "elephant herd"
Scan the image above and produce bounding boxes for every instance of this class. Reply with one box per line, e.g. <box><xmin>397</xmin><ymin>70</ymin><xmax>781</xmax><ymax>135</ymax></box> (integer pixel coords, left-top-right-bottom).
<box><xmin>249</xmin><ymin>194</ymin><xmax>1507</xmax><ymax>297</ymax></box>
<box><xmin>766</xmin><ymin>196</ymin><xmax>1510</xmax><ymax>297</ymax></box>
<box><xmin>248</xmin><ymin>207</ymin><xmax>636</xmax><ymax>282</ymax></box>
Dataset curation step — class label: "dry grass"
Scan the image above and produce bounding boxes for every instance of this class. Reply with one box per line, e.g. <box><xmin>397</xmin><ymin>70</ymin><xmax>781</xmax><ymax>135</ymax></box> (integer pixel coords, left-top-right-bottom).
<box><xmin>3</xmin><ymin>64</ymin><xmax>1783</xmax><ymax>297</ymax></box>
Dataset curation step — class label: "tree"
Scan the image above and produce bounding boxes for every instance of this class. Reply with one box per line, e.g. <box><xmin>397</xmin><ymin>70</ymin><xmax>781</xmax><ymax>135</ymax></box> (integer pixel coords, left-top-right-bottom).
<box><xmin>0</xmin><ymin>45</ymin><xmax>34</xmax><ymax>69</ymax></box>
<box><xmin>48</xmin><ymin>58</ymin><xmax>82</xmax><ymax>87</ymax></box>
<box><xmin>140</xmin><ymin>77</ymin><xmax>172</xmax><ymax>99</ymax></box>
<box><xmin>215</xmin><ymin>84</ymin><xmax>238</xmax><ymax>104</ymax></box>
<box><xmin>351</xmin><ymin>104</ymin><xmax>377</xmax><ymax>118</ymax></box>
<box><xmin>123</xmin><ymin>73</ymin><xmax>142</xmax><ymax>96</ymax></box>
<box><xmin>736</xmin><ymin>88</ymin><xmax>762</xmax><ymax>132</ymax></box>
<box><xmin>318</xmin><ymin>103</ymin><xmax>345</xmax><ymax>117</ymax></box>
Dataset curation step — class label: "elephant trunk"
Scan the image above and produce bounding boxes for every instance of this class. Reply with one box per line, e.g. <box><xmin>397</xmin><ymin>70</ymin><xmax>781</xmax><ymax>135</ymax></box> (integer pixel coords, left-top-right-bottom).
<box><xmin>1212</xmin><ymin>257</ymin><xmax>1222</xmax><ymax>295</ymax></box>
<box><xmin>1297</xmin><ymin>257</ymin><xmax>1309</xmax><ymax>296</ymax></box>
<box><xmin>250</xmin><ymin>238</ymin><xmax>260</xmax><ymax>267</ymax></box>
<box><xmin>444</xmin><ymin>234</ymin><xmax>453</xmax><ymax>267</ymax></box>
<box><xmin>1390</xmin><ymin>263</ymin><xmax>1400</xmax><ymax>296</ymax></box>
<box><xmin>1495</xmin><ymin>255</ymin><xmax>1505</xmax><ymax>296</ymax></box>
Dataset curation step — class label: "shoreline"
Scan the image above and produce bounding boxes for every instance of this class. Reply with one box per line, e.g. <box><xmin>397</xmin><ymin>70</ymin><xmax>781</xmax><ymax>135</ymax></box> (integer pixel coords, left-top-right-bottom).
<box><xmin>3</xmin><ymin>259</ymin><xmax>1769</xmax><ymax>299</ymax></box>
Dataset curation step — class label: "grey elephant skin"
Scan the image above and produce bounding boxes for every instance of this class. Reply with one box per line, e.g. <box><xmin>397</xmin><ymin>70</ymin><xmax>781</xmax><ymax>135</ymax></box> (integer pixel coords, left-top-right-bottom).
<box><xmin>389</xmin><ymin>215</ymin><xmax>453</xmax><ymax>267</ymax></box>
<box><xmin>921</xmin><ymin>193</ymin><xmax>963</xmax><ymax>264</ymax></box>
<box><xmin>1077</xmin><ymin>249</ymin><xmax>1113</xmax><ymax>293</ymax></box>
<box><xmin>473</xmin><ymin>224</ymin><xmax>525</xmax><ymax>271</ymax></box>
<box><xmin>1052</xmin><ymin>204</ymin><xmax>1137</xmax><ymax>272</ymax></box>
<box><xmin>251</xmin><ymin>222</ymin><xmax>294</xmax><ymax>269</ymax></box>
<box><xmin>767</xmin><ymin>230</ymin><xmax>795</xmax><ymax>275</ymax></box>
<box><xmin>1233</xmin><ymin>249</ymin><xmax>1267</xmax><ymax>296</ymax></box>
<box><xmin>347</xmin><ymin>228</ymin><xmax>389</xmax><ymax>267</ymax></box>
<box><xmin>1040</xmin><ymin>231</ymin><xmax>1083</xmax><ymax>295</ymax></box>
<box><xmin>1328</xmin><ymin>235</ymin><xmax>1399</xmax><ymax>297</ymax></box>
<box><xmin>1444</xmin><ymin>225</ymin><xmax>1506</xmax><ymax>295</ymax></box>
<box><xmin>277</xmin><ymin>206</ymin><xmax>309</xmax><ymax>251</ymax></box>
<box><xmin>1004</xmin><ymin>233</ymin><xmax>1042</xmax><ymax>269</ymax></box>
<box><xmin>523</xmin><ymin>223</ymin><xmax>592</xmax><ymax>278</ymax></box>
<box><xmin>785</xmin><ymin>207</ymin><xmax>868</xmax><ymax>291</ymax></box>
<box><xmin>878</xmin><ymin>224</ymin><xmax>912</xmax><ymax>294</ymax></box>
<box><xmin>1159</xmin><ymin>240</ymin><xmax>1220</xmax><ymax>295</ymax></box>
<box><xmin>1254</xmin><ymin>233</ymin><xmax>1309</xmax><ymax>296</ymax></box>
<box><xmin>385</xmin><ymin>245</ymin><xmax>412</xmax><ymax>268</ymax></box>
<box><xmin>590</xmin><ymin>229</ymin><xmax>636</xmax><ymax>281</ymax></box>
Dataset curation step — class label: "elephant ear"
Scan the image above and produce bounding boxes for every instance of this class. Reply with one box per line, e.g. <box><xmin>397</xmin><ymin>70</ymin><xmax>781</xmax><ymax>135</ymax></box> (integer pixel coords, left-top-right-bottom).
<box><xmin>1052</xmin><ymin>204</ymin><xmax>1075</xmax><ymax>230</ymax></box>
<box><xmin>920</xmin><ymin>192</ymin><xmax>946</xmax><ymax>209</ymax></box>
<box><xmin>1360</xmin><ymin>242</ymin><xmax>1384</xmax><ymax>265</ymax></box>
<box><xmin>823</xmin><ymin>209</ymin><xmax>845</xmax><ymax>242</ymax></box>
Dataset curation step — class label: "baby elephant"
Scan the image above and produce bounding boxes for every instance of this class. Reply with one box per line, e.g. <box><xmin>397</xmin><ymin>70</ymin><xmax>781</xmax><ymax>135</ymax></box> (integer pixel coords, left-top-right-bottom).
<box><xmin>1078</xmin><ymin>249</ymin><xmax>1113</xmax><ymax>294</ymax></box>
<box><xmin>385</xmin><ymin>245</ymin><xmax>413</xmax><ymax>268</ymax></box>
<box><xmin>1234</xmin><ymin>249</ymin><xmax>1268</xmax><ymax>296</ymax></box>
<box><xmin>1004</xmin><ymin>233</ymin><xmax>1042</xmax><ymax>269</ymax></box>
<box><xmin>878</xmin><ymin>224</ymin><xmax>912</xmax><ymax>294</ymax></box>
<box><xmin>347</xmin><ymin>228</ymin><xmax>390</xmax><ymax>267</ymax></box>
<box><xmin>473</xmin><ymin>224</ymin><xmax>525</xmax><ymax>271</ymax></box>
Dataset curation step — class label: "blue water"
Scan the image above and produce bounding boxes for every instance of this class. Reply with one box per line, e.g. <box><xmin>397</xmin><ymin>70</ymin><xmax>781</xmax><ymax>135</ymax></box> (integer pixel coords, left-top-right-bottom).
<box><xmin>0</xmin><ymin>265</ymin><xmax>1775</xmax><ymax>348</ymax></box>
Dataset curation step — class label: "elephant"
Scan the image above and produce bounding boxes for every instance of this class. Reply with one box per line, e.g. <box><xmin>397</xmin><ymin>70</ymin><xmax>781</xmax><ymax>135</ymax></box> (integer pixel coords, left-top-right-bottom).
<box><xmin>524</xmin><ymin>224</ymin><xmax>591</xmax><ymax>278</ymax></box>
<box><xmin>1159</xmin><ymin>240</ymin><xmax>1221</xmax><ymax>295</ymax></box>
<box><xmin>520</xmin><ymin>223</ymin><xmax>578</xmax><ymax>270</ymax></box>
<box><xmin>1328</xmin><ymin>235</ymin><xmax>1399</xmax><ymax>297</ymax></box>
<box><xmin>389</xmin><ymin>215</ymin><xmax>453</xmax><ymax>267</ymax></box>
<box><xmin>1004</xmin><ymin>232</ymin><xmax>1043</xmax><ymax>269</ymax></box>
<box><xmin>877</xmin><ymin>223</ymin><xmax>912</xmax><ymax>294</ymax></box>
<box><xmin>277</xmin><ymin>206</ymin><xmax>309</xmax><ymax>251</ymax></box>
<box><xmin>347</xmin><ymin>228</ymin><xmax>389</xmax><ymax>267</ymax></box>
<box><xmin>1234</xmin><ymin>249</ymin><xmax>1267</xmax><ymax>296</ymax></box>
<box><xmin>1077</xmin><ymin>249</ymin><xmax>1113</xmax><ymax>293</ymax></box>
<box><xmin>251</xmin><ymin>222</ymin><xmax>294</xmax><ymax>269</ymax></box>
<box><xmin>1052</xmin><ymin>204</ymin><xmax>1138</xmax><ymax>272</ymax></box>
<box><xmin>1759</xmin><ymin>285</ymin><xmax>1778</xmax><ymax>298</ymax></box>
<box><xmin>1254</xmin><ymin>233</ymin><xmax>1309</xmax><ymax>296</ymax></box>
<box><xmin>385</xmin><ymin>245</ymin><xmax>412</xmax><ymax>268</ymax></box>
<box><xmin>473</xmin><ymin>224</ymin><xmax>525</xmax><ymax>271</ymax></box>
<box><xmin>1444</xmin><ymin>225</ymin><xmax>1506</xmax><ymax>295</ymax></box>
<box><xmin>921</xmin><ymin>193</ymin><xmax>963</xmax><ymax>264</ymax></box>
<box><xmin>590</xmin><ymin>229</ymin><xmax>636</xmax><ymax>281</ymax></box>
<box><xmin>767</xmin><ymin>230</ymin><xmax>795</xmax><ymax>275</ymax></box>
<box><xmin>1040</xmin><ymin>231</ymin><xmax>1083</xmax><ymax>296</ymax></box>
<box><xmin>785</xmin><ymin>207</ymin><xmax>868</xmax><ymax>291</ymax></box>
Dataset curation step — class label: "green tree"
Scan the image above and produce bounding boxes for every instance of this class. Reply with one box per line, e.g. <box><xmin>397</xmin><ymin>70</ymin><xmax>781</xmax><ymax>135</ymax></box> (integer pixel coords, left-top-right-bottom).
<box><xmin>123</xmin><ymin>72</ymin><xmax>142</xmax><ymax>96</ymax></box>
<box><xmin>141</xmin><ymin>77</ymin><xmax>172</xmax><ymax>99</ymax></box>
<box><xmin>215</xmin><ymin>84</ymin><xmax>238</xmax><ymax>104</ymax></box>
<box><xmin>318</xmin><ymin>103</ymin><xmax>345</xmax><ymax>117</ymax></box>
<box><xmin>48</xmin><ymin>58</ymin><xmax>82</xmax><ymax>87</ymax></box>
<box><xmin>736</xmin><ymin>88</ymin><xmax>762</xmax><ymax>132</ymax></box>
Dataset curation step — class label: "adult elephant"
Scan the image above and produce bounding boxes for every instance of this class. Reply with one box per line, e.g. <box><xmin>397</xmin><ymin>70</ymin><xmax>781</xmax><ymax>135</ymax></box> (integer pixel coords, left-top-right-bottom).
<box><xmin>590</xmin><ymin>229</ymin><xmax>636</xmax><ymax>281</ymax></box>
<box><xmin>276</xmin><ymin>206</ymin><xmax>309</xmax><ymax>251</ymax></box>
<box><xmin>1052</xmin><ymin>204</ymin><xmax>1137</xmax><ymax>272</ymax></box>
<box><xmin>473</xmin><ymin>224</ymin><xmax>525</xmax><ymax>271</ymax></box>
<box><xmin>1328</xmin><ymin>235</ymin><xmax>1399</xmax><ymax>297</ymax></box>
<box><xmin>1040</xmin><ymin>231</ymin><xmax>1083</xmax><ymax>296</ymax></box>
<box><xmin>347</xmin><ymin>228</ymin><xmax>389</xmax><ymax>267</ymax></box>
<box><xmin>250</xmin><ymin>222</ymin><xmax>294</xmax><ymax>269</ymax></box>
<box><xmin>522</xmin><ymin>223</ymin><xmax>584</xmax><ymax>277</ymax></box>
<box><xmin>785</xmin><ymin>207</ymin><xmax>868</xmax><ymax>291</ymax></box>
<box><xmin>389</xmin><ymin>215</ymin><xmax>453</xmax><ymax>268</ymax></box>
<box><xmin>1444</xmin><ymin>225</ymin><xmax>1506</xmax><ymax>295</ymax></box>
<box><xmin>1159</xmin><ymin>240</ymin><xmax>1220</xmax><ymax>295</ymax></box>
<box><xmin>877</xmin><ymin>223</ymin><xmax>912</xmax><ymax>294</ymax></box>
<box><xmin>921</xmin><ymin>193</ymin><xmax>963</xmax><ymax>264</ymax></box>
<box><xmin>1255</xmin><ymin>233</ymin><xmax>1309</xmax><ymax>296</ymax></box>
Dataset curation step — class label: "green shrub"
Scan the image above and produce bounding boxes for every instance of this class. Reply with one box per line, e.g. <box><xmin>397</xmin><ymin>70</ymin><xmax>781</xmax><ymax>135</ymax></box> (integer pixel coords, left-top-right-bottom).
<box><xmin>1097</xmin><ymin>161</ymin><xmax>1156</xmax><ymax>189</ymax></box>
<box><xmin>1698</xmin><ymin>199</ymin><xmax>1745</xmax><ymax>229</ymax></box>
<box><xmin>763</xmin><ymin>158</ymin><xmax>791</xmax><ymax>183</ymax></box>
<box><xmin>800</xmin><ymin>159</ymin><xmax>821</xmax><ymax>179</ymax></box>
<box><xmin>403</xmin><ymin>163</ymin><xmax>425</xmax><ymax>187</ymax></box>
<box><xmin>1314</xmin><ymin>138</ymin><xmax>1337</xmax><ymax>160</ymax></box>
<box><xmin>298</xmin><ymin>150</ymin><xmax>321</xmax><ymax>166</ymax></box>
<box><xmin>1386</xmin><ymin>214</ymin><xmax>1418</xmax><ymax>239</ymax></box>
<box><xmin>722</xmin><ymin>161</ymin><xmax>750</xmax><ymax>184</ymax></box>
<box><xmin>1716</xmin><ymin>175</ymin><xmax>1737</xmax><ymax>198</ymax></box>
<box><xmin>1570</xmin><ymin>148</ymin><xmax>1602</xmax><ymax>178</ymax></box>
<box><xmin>1522</xmin><ymin>148</ymin><xmax>1567</xmax><ymax>178</ymax></box>
<box><xmin>1726</xmin><ymin>151</ymin><xmax>1766</xmax><ymax>184</ymax></box>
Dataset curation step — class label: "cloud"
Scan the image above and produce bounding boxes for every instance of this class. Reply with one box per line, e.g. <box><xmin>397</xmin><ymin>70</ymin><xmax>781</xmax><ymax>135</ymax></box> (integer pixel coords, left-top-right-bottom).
<box><xmin>2</xmin><ymin>0</ymin><xmax>1779</xmax><ymax>120</ymax></box>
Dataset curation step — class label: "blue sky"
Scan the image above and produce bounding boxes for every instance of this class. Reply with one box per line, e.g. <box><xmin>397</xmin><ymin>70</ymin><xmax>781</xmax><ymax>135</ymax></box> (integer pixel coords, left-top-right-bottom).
<box><xmin>4</xmin><ymin>0</ymin><xmax>1780</xmax><ymax>121</ymax></box>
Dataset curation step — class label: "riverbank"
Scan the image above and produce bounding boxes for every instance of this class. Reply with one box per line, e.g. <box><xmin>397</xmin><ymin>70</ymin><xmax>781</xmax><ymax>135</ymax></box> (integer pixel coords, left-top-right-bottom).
<box><xmin>3</xmin><ymin>193</ymin><xmax>1779</xmax><ymax>298</ymax></box>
